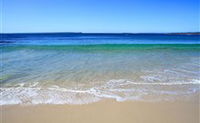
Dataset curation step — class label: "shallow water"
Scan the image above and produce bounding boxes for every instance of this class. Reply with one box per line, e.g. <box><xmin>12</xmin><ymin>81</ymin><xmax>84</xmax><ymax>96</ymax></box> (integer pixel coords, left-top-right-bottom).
<box><xmin>0</xmin><ymin>33</ymin><xmax>200</xmax><ymax>105</ymax></box>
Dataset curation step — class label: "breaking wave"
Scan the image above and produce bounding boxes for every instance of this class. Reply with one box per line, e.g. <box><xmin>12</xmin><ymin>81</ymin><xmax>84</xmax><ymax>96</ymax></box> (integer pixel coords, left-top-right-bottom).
<box><xmin>0</xmin><ymin>79</ymin><xmax>199</xmax><ymax>105</ymax></box>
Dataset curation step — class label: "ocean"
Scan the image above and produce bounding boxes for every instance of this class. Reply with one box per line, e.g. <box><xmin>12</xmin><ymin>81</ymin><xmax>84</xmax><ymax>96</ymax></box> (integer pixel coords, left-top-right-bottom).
<box><xmin>0</xmin><ymin>33</ymin><xmax>200</xmax><ymax>105</ymax></box>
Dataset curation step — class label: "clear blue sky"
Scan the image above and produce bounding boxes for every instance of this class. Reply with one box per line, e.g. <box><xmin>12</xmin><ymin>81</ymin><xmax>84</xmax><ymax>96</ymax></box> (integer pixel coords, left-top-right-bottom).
<box><xmin>1</xmin><ymin>0</ymin><xmax>199</xmax><ymax>33</ymax></box>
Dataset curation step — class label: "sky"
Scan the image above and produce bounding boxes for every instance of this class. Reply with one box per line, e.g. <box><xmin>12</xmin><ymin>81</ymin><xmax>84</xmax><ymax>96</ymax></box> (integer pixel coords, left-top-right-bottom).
<box><xmin>1</xmin><ymin>0</ymin><xmax>199</xmax><ymax>33</ymax></box>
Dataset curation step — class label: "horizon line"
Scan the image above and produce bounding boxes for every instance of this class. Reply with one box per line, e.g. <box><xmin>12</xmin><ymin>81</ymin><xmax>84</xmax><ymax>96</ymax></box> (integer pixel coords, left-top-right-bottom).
<box><xmin>1</xmin><ymin>31</ymin><xmax>200</xmax><ymax>34</ymax></box>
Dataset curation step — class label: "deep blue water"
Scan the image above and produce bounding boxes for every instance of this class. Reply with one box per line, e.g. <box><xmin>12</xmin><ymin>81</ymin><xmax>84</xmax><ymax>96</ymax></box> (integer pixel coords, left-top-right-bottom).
<box><xmin>1</xmin><ymin>33</ymin><xmax>199</xmax><ymax>45</ymax></box>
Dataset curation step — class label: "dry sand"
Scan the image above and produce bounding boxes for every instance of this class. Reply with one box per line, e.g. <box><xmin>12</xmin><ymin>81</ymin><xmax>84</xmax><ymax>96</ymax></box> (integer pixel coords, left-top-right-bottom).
<box><xmin>0</xmin><ymin>99</ymin><xmax>199</xmax><ymax>123</ymax></box>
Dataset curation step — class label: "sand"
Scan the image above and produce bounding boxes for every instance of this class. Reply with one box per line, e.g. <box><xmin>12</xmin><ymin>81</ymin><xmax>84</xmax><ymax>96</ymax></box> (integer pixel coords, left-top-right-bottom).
<box><xmin>0</xmin><ymin>99</ymin><xmax>199</xmax><ymax>123</ymax></box>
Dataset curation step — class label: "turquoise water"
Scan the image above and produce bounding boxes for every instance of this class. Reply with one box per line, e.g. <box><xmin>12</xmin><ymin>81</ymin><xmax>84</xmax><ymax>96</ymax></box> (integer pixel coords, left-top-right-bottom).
<box><xmin>0</xmin><ymin>33</ymin><xmax>200</xmax><ymax>105</ymax></box>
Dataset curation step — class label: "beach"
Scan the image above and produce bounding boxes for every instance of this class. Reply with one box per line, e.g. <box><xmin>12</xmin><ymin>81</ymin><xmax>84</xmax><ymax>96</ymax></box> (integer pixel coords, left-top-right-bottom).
<box><xmin>2</xmin><ymin>0</ymin><xmax>200</xmax><ymax>122</ymax></box>
<box><xmin>1</xmin><ymin>33</ymin><xmax>200</xmax><ymax>123</ymax></box>
<box><xmin>1</xmin><ymin>98</ymin><xmax>199</xmax><ymax>123</ymax></box>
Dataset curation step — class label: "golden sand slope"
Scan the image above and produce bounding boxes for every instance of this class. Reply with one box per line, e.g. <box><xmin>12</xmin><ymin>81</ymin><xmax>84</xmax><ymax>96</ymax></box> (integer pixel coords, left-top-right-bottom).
<box><xmin>0</xmin><ymin>100</ymin><xmax>199</xmax><ymax>123</ymax></box>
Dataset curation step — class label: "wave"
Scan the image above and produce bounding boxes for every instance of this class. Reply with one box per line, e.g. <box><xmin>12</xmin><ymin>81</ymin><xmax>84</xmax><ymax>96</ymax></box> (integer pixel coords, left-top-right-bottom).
<box><xmin>0</xmin><ymin>79</ymin><xmax>199</xmax><ymax>105</ymax></box>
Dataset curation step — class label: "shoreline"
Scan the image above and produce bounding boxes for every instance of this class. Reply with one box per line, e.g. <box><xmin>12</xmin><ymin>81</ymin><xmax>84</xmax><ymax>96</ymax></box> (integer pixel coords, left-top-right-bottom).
<box><xmin>1</xmin><ymin>99</ymin><xmax>199</xmax><ymax>123</ymax></box>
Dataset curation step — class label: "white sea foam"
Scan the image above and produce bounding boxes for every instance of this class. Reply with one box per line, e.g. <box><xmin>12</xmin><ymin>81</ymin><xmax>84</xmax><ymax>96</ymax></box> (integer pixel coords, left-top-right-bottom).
<box><xmin>106</xmin><ymin>79</ymin><xmax>200</xmax><ymax>85</ymax></box>
<box><xmin>0</xmin><ymin>79</ymin><xmax>199</xmax><ymax>105</ymax></box>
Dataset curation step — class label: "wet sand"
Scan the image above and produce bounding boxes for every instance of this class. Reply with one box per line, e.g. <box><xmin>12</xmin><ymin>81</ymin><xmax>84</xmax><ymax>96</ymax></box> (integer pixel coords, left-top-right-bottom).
<box><xmin>1</xmin><ymin>99</ymin><xmax>199</xmax><ymax>123</ymax></box>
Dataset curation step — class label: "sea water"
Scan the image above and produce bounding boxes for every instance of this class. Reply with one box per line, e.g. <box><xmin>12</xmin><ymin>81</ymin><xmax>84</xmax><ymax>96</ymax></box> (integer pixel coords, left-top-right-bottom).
<box><xmin>0</xmin><ymin>33</ymin><xmax>200</xmax><ymax>105</ymax></box>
